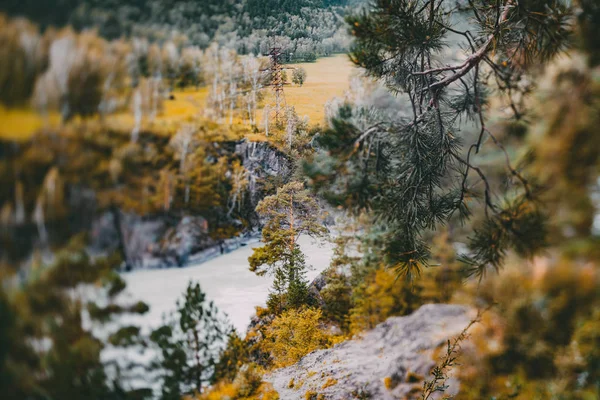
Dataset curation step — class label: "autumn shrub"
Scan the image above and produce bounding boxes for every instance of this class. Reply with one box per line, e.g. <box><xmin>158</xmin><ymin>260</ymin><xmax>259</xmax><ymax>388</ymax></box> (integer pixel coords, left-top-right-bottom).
<box><xmin>232</xmin><ymin>364</ymin><xmax>263</xmax><ymax>397</ymax></box>
<box><xmin>321</xmin><ymin>226</ymin><xmax>462</xmax><ymax>336</ymax></box>
<box><xmin>570</xmin><ymin>308</ymin><xmax>600</xmax><ymax>385</ymax></box>
<box><xmin>213</xmin><ymin>331</ymin><xmax>249</xmax><ymax>385</ymax></box>
<box><xmin>262</xmin><ymin>307</ymin><xmax>332</xmax><ymax>368</ymax></box>
<box><xmin>348</xmin><ymin>268</ymin><xmax>423</xmax><ymax>334</ymax></box>
<box><xmin>292</xmin><ymin>67</ymin><xmax>307</xmax><ymax>86</ymax></box>
<box><xmin>200</xmin><ymin>364</ymin><xmax>280</xmax><ymax>400</ymax></box>
<box><xmin>456</xmin><ymin>260</ymin><xmax>600</xmax><ymax>399</ymax></box>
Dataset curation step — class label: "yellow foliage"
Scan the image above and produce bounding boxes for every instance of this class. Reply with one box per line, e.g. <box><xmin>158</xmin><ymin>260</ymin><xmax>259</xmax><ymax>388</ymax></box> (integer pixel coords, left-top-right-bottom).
<box><xmin>304</xmin><ymin>390</ymin><xmax>318</xmax><ymax>400</ymax></box>
<box><xmin>200</xmin><ymin>382</ymin><xmax>279</xmax><ymax>400</ymax></box>
<box><xmin>262</xmin><ymin>307</ymin><xmax>332</xmax><ymax>368</ymax></box>
<box><xmin>321</xmin><ymin>377</ymin><xmax>338</xmax><ymax>389</ymax></box>
<box><xmin>199</xmin><ymin>382</ymin><xmax>238</xmax><ymax>400</ymax></box>
<box><xmin>254</xmin><ymin>305</ymin><xmax>271</xmax><ymax>319</ymax></box>
<box><xmin>383</xmin><ymin>376</ymin><xmax>393</xmax><ymax>390</ymax></box>
<box><xmin>454</xmin><ymin>257</ymin><xmax>600</xmax><ymax>399</ymax></box>
<box><xmin>349</xmin><ymin>268</ymin><xmax>420</xmax><ymax>334</ymax></box>
<box><xmin>0</xmin><ymin>107</ymin><xmax>61</xmax><ymax>141</ymax></box>
<box><xmin>199</xmin><ymin>365</ymin><xmax>280</xmax><ymax>400</ymax></box>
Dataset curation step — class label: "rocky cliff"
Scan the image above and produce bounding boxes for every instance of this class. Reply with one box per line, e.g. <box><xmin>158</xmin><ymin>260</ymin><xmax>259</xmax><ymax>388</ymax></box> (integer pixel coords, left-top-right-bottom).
<box><xmin>88</xmin><ymin>139</ymin><xmax>291</xmax><ymax>269</ymax></box>
<box><xmin>266</xmin><ymin>304</ymin><xmax>474</xmax><ymax>400</ymax></box>
<box><xmin>235</xmin><ymin>139</ymin><xmax>292</xmax><ymax>207</ymax></box>
<box><xmin>2</xmin><ymin>137</ymin><xmax>291</xmax><ymax>269</ymax></box>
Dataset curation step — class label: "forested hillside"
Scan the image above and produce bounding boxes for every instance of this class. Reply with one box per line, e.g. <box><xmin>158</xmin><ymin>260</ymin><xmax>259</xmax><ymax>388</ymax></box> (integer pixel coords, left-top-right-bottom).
<box><xmin>0</xmin><ymin>0</ymin><xmax>358</xmax><ymax>60</ymax></box>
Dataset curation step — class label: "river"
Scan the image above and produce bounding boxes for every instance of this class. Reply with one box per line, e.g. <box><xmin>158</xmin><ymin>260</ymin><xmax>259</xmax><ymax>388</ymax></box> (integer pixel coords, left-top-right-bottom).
<box><xmin>117</xmin><ymin>236</ymin><xmax>334</xmax><ymax>335</ymax></box>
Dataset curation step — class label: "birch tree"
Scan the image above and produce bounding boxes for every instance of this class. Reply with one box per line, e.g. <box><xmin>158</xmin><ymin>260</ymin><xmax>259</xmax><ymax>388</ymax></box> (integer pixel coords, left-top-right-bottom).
<box><xmin>285</xmin><ymin>106</ymin><xmax>298</xmax><ymax>151</ymax></box>
<box><xmin>227</xmin><ymin>161</ymin><xmax>249</xmax><ymax>217</ymax></box>
<box><xmin>170</xmin><ymin>124</ymin><xmax>197</xmax><ymax>205</ymax></box>
<box><xmin>163</xmin><ymin>41</ymin><xmax>180</xmax><ymax>91</ymax></box>
<box><xmin>242</xmin><ymin>53</ymin><xmax>262</xmax><ymax>126</ymax></box>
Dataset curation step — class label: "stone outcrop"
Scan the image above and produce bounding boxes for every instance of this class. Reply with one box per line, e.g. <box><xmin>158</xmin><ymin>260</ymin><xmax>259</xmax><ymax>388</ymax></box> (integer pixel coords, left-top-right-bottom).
<box><xmin>235</xmin><ymin>139</ymin><xmax>291</xmax><ymax>207</ymax></box>
<box><xmin>4</xmin><ymin>139</ymin><xmax>290</xmax><ymax>269</ymax></box>
<box><xmin>90</xmin><ymin>212</ymin><xmax>215</xmax><ymax>269</ymax></box>
<box><xmin>266</xmin><ymin>304</ymin><xmax>474</xmax><ymax>400</ymax></box>
<box><xmin>85</xmin><ymin>139</ymin><xmax>291</xmax><ymax>269</ymax></box>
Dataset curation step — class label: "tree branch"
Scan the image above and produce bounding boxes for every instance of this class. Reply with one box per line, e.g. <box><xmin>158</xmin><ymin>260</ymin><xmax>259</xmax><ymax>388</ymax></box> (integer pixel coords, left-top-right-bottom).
<box><xmin>427</xmin><ymin>0</ymin><xmax>515</xmax><ymax>94</ymax></box>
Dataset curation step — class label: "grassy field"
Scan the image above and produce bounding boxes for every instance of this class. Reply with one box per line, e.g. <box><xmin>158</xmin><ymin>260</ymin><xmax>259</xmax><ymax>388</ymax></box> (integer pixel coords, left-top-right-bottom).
<box><xmin>166</xmin><ymin>54</ymin><xmax>356</xmax><ymax>126</ymax></box>
<box><xmin>0</xmin><ymin>54</ymin><xmax>356</xmax><ymax>141</ymax></box>
<box><xmin>272</xmin><ymin>54</ymin><xmax>356</xmax><ymax>124</ymax></box>
<box><xmin>0</xmin><ymin>107</ymin><xmax>62</xmax><ymax>141</ymax></box>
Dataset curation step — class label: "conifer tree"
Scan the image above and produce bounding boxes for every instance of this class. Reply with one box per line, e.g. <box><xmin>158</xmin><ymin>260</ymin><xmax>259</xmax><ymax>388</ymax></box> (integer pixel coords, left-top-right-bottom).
<box><xmin>249</xmin><ymin>181</ymin><xmax>328</xmax><ymax>312</ymax></box>
<box><xmin>0</xmin><ymin>236</ymin><xmax>152</xmax><ymax>399</ymax></box>
<box><xmin>212</xmin><ymin>330</ymin><xmax>249</xmax><ymax>385</ymax></box>
<box><xmin>306</xmin><ymin>0</ymin><xmax>574</xmax><ymax>279</ymax></box>
<box><xmin>151</xmin><ymin>281</ymin><xmax>229</xmax><ymax>399</ymax></box>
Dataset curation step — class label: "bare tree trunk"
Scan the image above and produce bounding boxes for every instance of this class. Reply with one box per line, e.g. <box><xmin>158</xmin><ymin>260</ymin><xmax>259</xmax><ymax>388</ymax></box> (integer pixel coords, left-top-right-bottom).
<box><xmin>289</xmin><ymin>193</ymin><xmax>295</xmax><ymax>251</ymax></box>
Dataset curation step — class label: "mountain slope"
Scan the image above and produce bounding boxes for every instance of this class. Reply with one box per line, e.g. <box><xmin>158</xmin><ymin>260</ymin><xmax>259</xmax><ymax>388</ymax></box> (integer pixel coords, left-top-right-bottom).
<box><xmin>0</xmin><ymin>0</ymin><xmax>357</xmax><ymax>49</ymax></box>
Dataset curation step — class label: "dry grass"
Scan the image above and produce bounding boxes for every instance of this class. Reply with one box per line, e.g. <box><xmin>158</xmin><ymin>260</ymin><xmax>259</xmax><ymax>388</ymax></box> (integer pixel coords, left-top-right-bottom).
<box><xmin>0</xmin><ymin>107</ymin><xmax>61</xmax><ymax>141</ymax></box>
<box><xmin>0</xmin><ymin>55</ymin><xmax>356</xmax><ymax>141</ymax></box>
<box><xmin>268</xmin><ymin>54</ymin><xmax>356</xmax><ymax>124</ymax></box>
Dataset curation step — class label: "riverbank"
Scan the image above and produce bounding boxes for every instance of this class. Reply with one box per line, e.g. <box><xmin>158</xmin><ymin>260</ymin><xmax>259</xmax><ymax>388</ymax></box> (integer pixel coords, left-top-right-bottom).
<box><xmin>118</xmin><ymin>235</ymin><xmax>334</xmax><ymax>335</ymax></box>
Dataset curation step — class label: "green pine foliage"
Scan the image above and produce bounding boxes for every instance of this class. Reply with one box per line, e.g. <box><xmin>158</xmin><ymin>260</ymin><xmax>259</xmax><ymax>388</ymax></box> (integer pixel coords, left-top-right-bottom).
<box><xmin>212</xmin><ymin>331</ymin><xmax>249</xmax><ymax>385</ymax></box>
<box><xmin>150</xmin><ymin>281</ymin><xmax>230</xmax><ymax>399</ymax></box>
<box><xmin>249</xmin><ymin>181</ymin><xmax>328</xmax><ymax>313</ymax></box>
<box><xmin>0</xmin><ymin>0</ymin><xmax>354</xmax><ymax>59</ymax></box>
<box><xmin>0</xmin><ymin>236</ymin><xmax>151</xmax><ymax>399</ymax></box>
<box><xmin>304</xmin><ymin>0</ymin><xmax>577</xmax><ymax>279</ymax></box>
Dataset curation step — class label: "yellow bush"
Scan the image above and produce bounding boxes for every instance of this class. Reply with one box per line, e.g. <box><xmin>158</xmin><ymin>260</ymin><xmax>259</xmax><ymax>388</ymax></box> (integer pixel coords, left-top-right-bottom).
<box><xmin>349</xmin><ymin>268</ymin><xmax>422</xmax><ymax>334</ymax></box>
<box><xmin>383</xmin><ymin>376</ymin><xmax>393</xmax><ymax>390</ymax></box>
<box><xmin>304</xmin><ymin>390</ymin><xmax>318</xmax><ymax>400</ymax></box>
<box><xmin>199</xmin><ymin>382</ymin><xmax>238</xmax><ymax>400</ymax></box>
<box><xmin>199</xmin><ymin>364</ymin><xmax>279</xmax><ymax>400</ymax></box>
<box><xmin>263</xmin><ymin>307</ymin><xmax>331</xmax><ymax>368</ymax></box>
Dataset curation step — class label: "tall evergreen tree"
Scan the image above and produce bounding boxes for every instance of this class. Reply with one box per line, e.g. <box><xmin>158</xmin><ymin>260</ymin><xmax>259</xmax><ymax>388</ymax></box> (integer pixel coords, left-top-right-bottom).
<box><xmin>150</xmin><ymin>281</ymin><xmax>229</xmax><ymax>399</ymax></box>
<box><xmin>249</xmin><ymin>181</ymin><xmax>328</xmax><ymax>312</ymax></box>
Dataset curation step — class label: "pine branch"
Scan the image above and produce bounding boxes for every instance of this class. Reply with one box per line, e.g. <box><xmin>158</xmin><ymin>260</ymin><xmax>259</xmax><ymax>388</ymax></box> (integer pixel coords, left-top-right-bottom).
<box><xmin>426</xmin><ymin>0</ymin><xmax>515</xmax><ymax>95</ymax></box>
<box><xmin>421</xmin><ymin>308</ymin><xmax>487</xmax><ymax>400</ymax></box>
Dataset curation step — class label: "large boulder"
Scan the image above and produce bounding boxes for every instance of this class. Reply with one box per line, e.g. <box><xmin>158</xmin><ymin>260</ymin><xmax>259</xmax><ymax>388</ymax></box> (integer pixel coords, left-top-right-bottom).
<box><xmin>90</xmin><ymin>212</ymin><xmax>214</xmax><ymax>269</ymax></box>
<box><xmin>266</xmin><ymin>304</ymin><xmax>474</xmax><ymax>400</ymax></box>
<box><xmin>157</xmin><ymin>215</ymin><xmax>213</xmax><ymax>266</ymax></box>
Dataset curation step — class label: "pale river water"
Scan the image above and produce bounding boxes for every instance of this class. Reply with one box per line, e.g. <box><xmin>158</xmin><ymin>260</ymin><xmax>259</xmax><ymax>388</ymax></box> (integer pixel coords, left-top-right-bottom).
<box><xmin>117</xmin><ymin>236</ymin><xmax>334</xmax><ymax>335</ymax></box>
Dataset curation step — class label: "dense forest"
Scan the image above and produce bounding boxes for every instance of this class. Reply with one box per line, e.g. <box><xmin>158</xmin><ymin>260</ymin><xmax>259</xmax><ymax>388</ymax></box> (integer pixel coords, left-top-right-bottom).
<box><xmin>0</xmin><ymin>0</ymin><xmax>358</xmax><ymax>60</ymax></box>
<box><xmin>1</xmin><ymin>0</ymin><xmax>600</xmax><ymax>399</ymax></box>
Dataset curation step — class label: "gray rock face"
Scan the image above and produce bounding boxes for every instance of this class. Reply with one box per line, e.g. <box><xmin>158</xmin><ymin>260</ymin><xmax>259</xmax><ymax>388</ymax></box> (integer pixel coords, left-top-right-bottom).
<box><xmin>236</xmin><ymin>140</ymin><xmax>290</xmax><ymax>179</ymax></box>
<box><xmin>266</xmin><ymin>304</ymin><xmax>474</xmax><ymax>400</ymax></box>
<box><xmin>86</xmin><ymin>140</ymin><xmax>290</xmax><ymax>269</ymax></box>
<box><xmin>235</xmin><ymin>139</ymin><xmax>291</xmax><ymax>206</ymax></box>
<box><xmin>157</xmin><ymin>215</ymin><xmax>213</xmax><ymax>266</ymax></box>
<box><xmin>90</xmin><ymin>212</ymin><xmax>214</xmax><ymax>269</ymax></box>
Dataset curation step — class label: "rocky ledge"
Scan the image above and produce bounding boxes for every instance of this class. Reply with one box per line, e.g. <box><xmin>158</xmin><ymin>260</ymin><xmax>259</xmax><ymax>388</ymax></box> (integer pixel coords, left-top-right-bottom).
<box><xmin>266</xmin><ymin>304</ymin><xmax>474</xmax><ymax>400</ymax></box>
